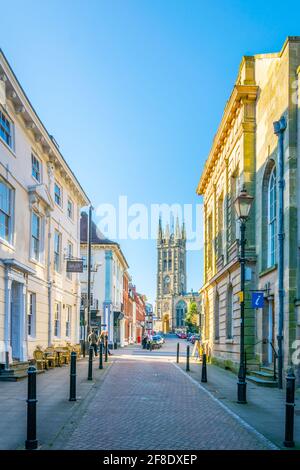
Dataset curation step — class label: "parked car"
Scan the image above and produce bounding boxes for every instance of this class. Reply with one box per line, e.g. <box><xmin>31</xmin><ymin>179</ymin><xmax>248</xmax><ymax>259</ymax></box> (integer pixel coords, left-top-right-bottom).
<box><xmin>152</xmin><ymin>335</ymin><xmax>163</xmax><ymax>349</ymax></box>
<box><xmin>187</xmin><ymin>332</ymin><xmax>194</xmax><ymax>341</ymax></box>
<box><xmin>179</xmin><ymin>332</ymin><xmax>187</xmax><ymax>339</ymax></box>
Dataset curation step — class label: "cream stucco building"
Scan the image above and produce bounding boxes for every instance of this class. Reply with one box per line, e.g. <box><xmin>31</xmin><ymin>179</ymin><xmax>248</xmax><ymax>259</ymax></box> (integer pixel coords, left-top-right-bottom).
<box><xmin>197</xmin><ymin>37</ymin><xmax>300</xmax><ymax>384</ymax></box>
<box><xmin>0</xmin><ymin>50</ymin><xmax>89</xmax><ymax>370</ymax></box>
<box><xmin>80</xmin><ymin>212</ymin><xmax>129</xmax><ymax>349</ymax></box>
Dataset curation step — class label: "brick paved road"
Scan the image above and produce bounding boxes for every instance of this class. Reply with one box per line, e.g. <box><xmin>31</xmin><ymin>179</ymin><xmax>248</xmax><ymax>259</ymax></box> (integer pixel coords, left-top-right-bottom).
<box><xmin>64</xmin><ymin>355</ymin><xmax>276</xmax><ymax>450</ymax></box>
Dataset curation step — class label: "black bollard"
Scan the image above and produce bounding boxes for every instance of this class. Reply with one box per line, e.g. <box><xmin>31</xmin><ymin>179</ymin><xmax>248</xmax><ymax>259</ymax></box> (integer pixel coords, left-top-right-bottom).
<box><xmin>176</xmin><ymin>342</ymin><xmax>180</xmax><ymax>364</ymax></box>
<box><xmin>201</xmin><ymin>353</ymin><xmax>207</xmax><ymax>383</ymax></box>
<box><xmin>284</xmin><ymin>369</ymin><xmax>296</xmax><ymax>447</ymax></box>
<box><xmin>25</xmin><ymin>366</ymin><xmax>38</xmax><ymax>450</ymax></box>
<box><xmin>88</xmin><ymin>346</ymin><xmax>93</xmax><ymax>381</ymax></box>
<box><xmin>105</xmin><ymin>336</ymin><xmax>108</xmax><ymax>363</ymax></box>
<box><xmin>186</xmin><ymin>345</ymin><xmax>190</xmax><ymax>372</ymax></box>
<box><xmin>99</xmin><ymin>342</ymin><xmax>103</xmax><ymax>370</ymax></box>
<box><xmin>69</xmin><ymin>352</ymin><xmax>77</xmax><ymax>401</ymax></box>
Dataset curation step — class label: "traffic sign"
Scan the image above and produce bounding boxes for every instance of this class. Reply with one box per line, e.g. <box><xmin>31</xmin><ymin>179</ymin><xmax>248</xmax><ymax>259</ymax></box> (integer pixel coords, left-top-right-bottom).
<box><xmin>251</xmin><ymin>292</ymin><xmax>264</xmax><ymax>309</ymax></box>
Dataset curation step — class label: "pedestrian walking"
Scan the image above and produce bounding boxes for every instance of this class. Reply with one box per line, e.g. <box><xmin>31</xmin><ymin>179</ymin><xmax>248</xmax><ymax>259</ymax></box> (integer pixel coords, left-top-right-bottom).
<box><xmin>142</xmin><ymin>333</ymin><xmax>148</xmax><ymax>349</ymax></box>
<box><xmin>100</xmin><ymin>331</ymin><xmax>112</xmax><ymax>355</ymax></box>
<box><xmin>147</xmin><ymin>333</ymin><xmax>153</xmax><ymax>350</ymax></box>
<box><xmin>88</xmin><ymin>329</ymin><xmax>98</xmax><ymax>356</ymax></box>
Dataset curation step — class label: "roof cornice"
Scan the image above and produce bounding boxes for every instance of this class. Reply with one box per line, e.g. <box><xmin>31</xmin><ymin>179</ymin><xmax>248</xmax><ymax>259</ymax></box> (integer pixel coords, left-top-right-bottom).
<box><xmin>196</xmin><ymin>84</ymin><xmax>258</xmax><ymax>195</ymax></box>
<box><xmin>0</xmin><ymin>49</ymin><xmax>90</xmax><ymax>206</ymax></box>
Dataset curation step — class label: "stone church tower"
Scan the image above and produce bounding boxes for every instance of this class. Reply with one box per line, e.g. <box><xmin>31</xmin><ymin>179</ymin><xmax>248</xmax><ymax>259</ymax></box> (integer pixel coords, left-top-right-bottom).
<box><xmin>156</xmin><ymin>217</ymin><xmax>188</xmax><ymax>332</ymax></box>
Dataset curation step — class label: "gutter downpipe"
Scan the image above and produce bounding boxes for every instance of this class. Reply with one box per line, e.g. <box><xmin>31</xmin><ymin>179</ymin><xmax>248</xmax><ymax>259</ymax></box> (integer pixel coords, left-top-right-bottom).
<box><xmin>273</xmin><ymin>115</ymin><xmax>287</xmax><ymax>389</ymax></box>
<box><xmin>295</xmin><ymin>67</ymin><xmax>300</xmax><ymax>387</ymax></box>
<box><xmin>47</xmin><ymin>211</ymin><xmax>53</xmax><ymax>347</ymax></box>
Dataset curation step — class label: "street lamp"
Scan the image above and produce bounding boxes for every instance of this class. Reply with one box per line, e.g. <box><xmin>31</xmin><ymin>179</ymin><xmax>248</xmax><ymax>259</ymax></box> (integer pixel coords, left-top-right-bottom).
<box><xmin>234</xmin><ymin>186</ymin><xmax>254</xmax><ymax>404</ymax></box>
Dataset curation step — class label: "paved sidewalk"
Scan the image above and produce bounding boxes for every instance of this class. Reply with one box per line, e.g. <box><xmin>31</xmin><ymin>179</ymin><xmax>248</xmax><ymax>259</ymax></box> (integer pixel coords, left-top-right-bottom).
<box><xmin>177</xmin><ymin>358</ymin><xmax>300</xmax><ymax>450</ymax></box>
<box><xmin>0</xmin><ymin>355</ymin><xmax>113</xmax><ymax>450</ymax></box>
<box><xmin>63</xmin><ymin>356</ymin><xmax>276</xmax><ymax>450</ymax></box>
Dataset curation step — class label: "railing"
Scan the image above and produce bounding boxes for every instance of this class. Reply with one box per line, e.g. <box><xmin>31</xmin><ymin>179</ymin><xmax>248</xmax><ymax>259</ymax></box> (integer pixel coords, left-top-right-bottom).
<box><xmin>245</xmin><ymin>339</ymin><xmax>278</xmax><ymax>380</ymax></box>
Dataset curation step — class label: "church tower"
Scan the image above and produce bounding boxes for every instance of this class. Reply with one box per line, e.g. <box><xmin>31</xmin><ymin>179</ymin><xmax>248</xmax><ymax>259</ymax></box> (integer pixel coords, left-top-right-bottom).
<box><xmin>156</xmin><ymin>217</ymin><xmax>187</xmax><ymax>332</ymax></box>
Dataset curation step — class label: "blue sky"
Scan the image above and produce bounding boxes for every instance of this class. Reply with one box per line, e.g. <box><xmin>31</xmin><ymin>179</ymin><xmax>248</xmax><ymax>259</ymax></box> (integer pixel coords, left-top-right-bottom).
<box><xmin>1</xmin><ymin>0</ymin><xmax>299</xmax><ymax>304</ymax></box>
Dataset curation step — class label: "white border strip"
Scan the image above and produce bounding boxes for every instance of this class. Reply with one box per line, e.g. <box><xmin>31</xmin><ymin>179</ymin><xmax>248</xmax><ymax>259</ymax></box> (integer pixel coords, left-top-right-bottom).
<box><xmin>173</xmin><ymin>363</ymin><xmax>279</xmax><ymax>450</ymax></box>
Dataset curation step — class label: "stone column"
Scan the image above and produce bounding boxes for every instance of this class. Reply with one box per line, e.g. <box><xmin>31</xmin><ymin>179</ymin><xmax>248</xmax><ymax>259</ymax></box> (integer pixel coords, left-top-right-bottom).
<box><xmin>3</xmin><ymin>271</ymin><xmax>12</xmax><ymax>364</ymax></box>
<box><xmin>20</xmin><ymin>282</ymin><xmax>28</xmax><ymax>362</ymax></box>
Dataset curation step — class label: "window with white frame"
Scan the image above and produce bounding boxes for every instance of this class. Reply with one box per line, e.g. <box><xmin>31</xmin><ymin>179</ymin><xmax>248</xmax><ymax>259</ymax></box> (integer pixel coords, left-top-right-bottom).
<box><xmin>0</xmin><ymin>108</ymin><xmax>13</xmax><ymax>149</ymax></box>
<box><xmin>54</xmin><ymin>182</ymin><xmax>62</xmax><ymax>206</ymax></box>
<box><xmin>267</xmin><ymin>167</ymin><xmax>277</xmax><ymax>267</ymax></box>
<box><xmin>54</xmin><ymin>302</ymin><xmax>61</xmax><ymax>337</ymax></box>
<box><xmin>27</xmin><ymin>292</ymin><xmax>36</xmax><ymax>337</ymax></box>
<box><xmin>31</xmin><ymin>154</ymin><xmax>41</xmax><ymax>182</ymax></box>
<box><xmin>66</xmin><ymin>241</ymin><xmax>73</xmax><ymax>280</ymax></box>
<box><xmin>31</xmin><ymin>212</ymin><xmax>41</xmax><ymax>261</ymax></box>
<box><xmin>0</xmin><ymin>177</ymin><xmax>13</xmax><ymax>244</ymax></box>
<box><xmin>54</xmin><ymin>231</ymin><xmax>61</xmax><ymax>272</ymax></box>
<box><xmin>67</xmin><ymin>199</ymin><xmax>73</xmax><ymax>219</ymax></box>
<box><xmin>66</xmin><ymin>305</ymin><xmax>71</xmax><ymax>337</ymax></box>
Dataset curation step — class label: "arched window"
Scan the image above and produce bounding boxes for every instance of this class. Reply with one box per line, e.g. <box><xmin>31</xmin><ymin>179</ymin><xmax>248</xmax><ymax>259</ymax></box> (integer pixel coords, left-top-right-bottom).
<box><xmin>176</xmin><ymin>300</ymin><xmax>187</xmax><ymax>327</ymax></box>
<box><xmin>267</xmin><ymin>167</ymin><xmax>276</xmax><ymax>267</ymax></box>
<box><xmin>262</xmin><ymin>161</ymin><xmax>276</xmax><ymax>270</ymax></box>
<box><xmin>214</xmin><ymin>292</ymin><xmax>220</xmax><ymax>341</ymax></box>
<box><xmin>226</xmin><ymin>285</ymin><xmax>233</xmax><ymax>339</ymax></box>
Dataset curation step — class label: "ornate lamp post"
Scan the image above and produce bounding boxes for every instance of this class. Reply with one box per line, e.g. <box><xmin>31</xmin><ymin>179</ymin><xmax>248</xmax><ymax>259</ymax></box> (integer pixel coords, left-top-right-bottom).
<box><xmin>234</xmin><ymin>186</ymin><xmax>254</xmax><ymax>404</ymax></box>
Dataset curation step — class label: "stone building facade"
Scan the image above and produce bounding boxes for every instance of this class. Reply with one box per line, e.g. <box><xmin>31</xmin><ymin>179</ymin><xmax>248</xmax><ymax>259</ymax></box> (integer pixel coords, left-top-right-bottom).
<box><xmin>156</xmin><ymin>218</ymin><xmax>200</xmax><ymax>332</ymax></box>
<box><xmin>197</xmin><ymin>37</ymin><xmax>300</xmax><ymax>381</ymax></box>
<box><xmin>0</xmin><ymin>50</ymin><xmax>89</xmax><ymax>367</ymax></box>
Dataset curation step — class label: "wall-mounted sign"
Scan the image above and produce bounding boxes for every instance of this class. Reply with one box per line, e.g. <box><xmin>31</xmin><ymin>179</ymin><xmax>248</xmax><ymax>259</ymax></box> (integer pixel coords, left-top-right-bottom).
<box><xmin>66</xmin><ymin>260</ymin><xmax>83</xmax><ymax>273</ymax></box>
<box><xmin>251</xmin><ymin>292</ymin><xmax>264</xmax><ymax>309</ymax></box>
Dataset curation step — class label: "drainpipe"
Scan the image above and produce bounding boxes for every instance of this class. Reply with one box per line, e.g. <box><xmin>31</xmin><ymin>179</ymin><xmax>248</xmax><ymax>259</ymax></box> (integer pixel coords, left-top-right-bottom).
<box><xmin>47</xmin><ymin>212</ymin><xmax>53</xmax><ymax>347</ymax></box>
<box><xmin>47</xmin><ymin>161</ymin><xmax>54</xmax><ymax>347</ymax></box>
<box><xmin>87</xmin><ymin>205</ymin><xmax>93</xmax><ymax>337</ymax></box>
<box><xmin>273</xmin><ymin>115</ymin><xmax>287</xmax><ymax>389</ymax></box>
<box><xmin>295</xmin><ymin>66</ymin><xmax>300</xmax><ymax>387</ymax></box>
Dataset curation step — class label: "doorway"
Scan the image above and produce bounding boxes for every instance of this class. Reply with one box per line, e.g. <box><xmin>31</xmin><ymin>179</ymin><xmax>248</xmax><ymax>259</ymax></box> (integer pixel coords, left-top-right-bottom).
<box><xmin>262</xmin><ymin>298</ymin><xmax>275</xmax><ymax>366</ymax></box>
<box><xmin>163</xmin><ymin>315</ymin><xmax>170</xmax><ymax>333</ymax></box>
<box><xmin>10</xmin><ymin>281</ymin><xmax>22</xmax><ymax>361</ymax></box>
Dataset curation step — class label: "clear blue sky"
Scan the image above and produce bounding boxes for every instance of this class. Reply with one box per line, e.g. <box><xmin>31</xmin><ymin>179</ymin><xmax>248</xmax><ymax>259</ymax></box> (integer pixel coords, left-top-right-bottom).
<box><xmin>1</xmin><ymin>0</ymin><xmax>299</xmax><ymax>305</ymax></box>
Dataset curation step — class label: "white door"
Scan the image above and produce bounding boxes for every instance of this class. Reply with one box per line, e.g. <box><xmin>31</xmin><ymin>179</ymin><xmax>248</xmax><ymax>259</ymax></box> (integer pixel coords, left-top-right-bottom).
<box><xmin>11</xmin><ymin>282</ymin><xmax>21</xmax><ymax>361</ymax></box>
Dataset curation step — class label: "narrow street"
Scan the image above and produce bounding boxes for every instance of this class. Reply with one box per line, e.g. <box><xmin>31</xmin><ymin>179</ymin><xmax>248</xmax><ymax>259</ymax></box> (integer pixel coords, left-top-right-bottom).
<box><xmin>59</xmin><ymin>337</ymin><xmax>276</xmax><ymax>450</ymax></box>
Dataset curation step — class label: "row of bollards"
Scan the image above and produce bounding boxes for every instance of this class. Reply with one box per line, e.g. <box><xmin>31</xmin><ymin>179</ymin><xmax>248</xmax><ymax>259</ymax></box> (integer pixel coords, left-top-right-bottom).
<box><xmin>180</xmin><ymin>342</ymin><xmax>207</xmax><ymax>383</ymax></box>
<box><xmin>179</xmin><ymin>339</ymin><xmax>296</xmax><ymax>448</ymax></box>
<box><xmin>25</xmin><ymin>337</ymin><xmax>110</xmax><ymax>450</ymax></box>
